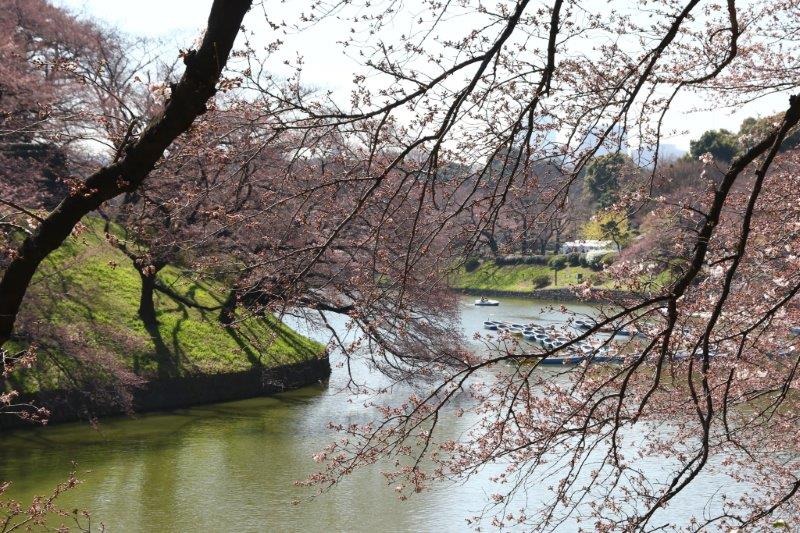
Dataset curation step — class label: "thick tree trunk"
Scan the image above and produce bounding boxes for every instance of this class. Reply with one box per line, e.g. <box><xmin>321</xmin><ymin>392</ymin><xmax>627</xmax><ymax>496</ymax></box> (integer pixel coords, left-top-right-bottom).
<box><xmin>0</xmin><ymin>0</ymin><xmax>251</xmax><ymax>347</ymax></box>
<box><xmin>139</xmin><ymin>272</ymin><xmax>158</xmax><ymax>327</ymax></box>
<box><xmin>555</xmin><ymin>229</ymin><xmax>562</xmax><ymax>254</ymax></box>
<box><xmin>219</xmin><ymin>289</ymin><xmax>237</xmax><ymax>325</ymax></box>
<box><xmin>481</xmin><ymin>230</ymin><xmax>499</xmax><ymax>256</ymax></box>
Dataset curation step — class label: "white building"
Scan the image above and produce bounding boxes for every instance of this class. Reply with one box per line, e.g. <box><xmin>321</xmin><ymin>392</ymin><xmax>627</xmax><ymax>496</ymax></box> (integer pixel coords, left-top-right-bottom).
<box><xmin>561</xmin><ymin>239</ymin><xmax>614</xmax><ymax>254</ymax></box>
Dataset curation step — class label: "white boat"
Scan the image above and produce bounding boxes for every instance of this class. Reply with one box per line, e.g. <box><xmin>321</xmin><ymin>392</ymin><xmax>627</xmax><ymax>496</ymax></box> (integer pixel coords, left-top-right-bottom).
<box><xmin>474</xmin><ymin>298</ymin><xmax>500</xmax><ymax>306</ymax></box>
<box><xmin>577</xmin><ymin>344</ymin><xmax>594</xmax><ymax>355</ymax></box>
<box><xmin>553</xmin><ymin>340</ymin><xmax>571</xmax><ymax>349</ymax></box>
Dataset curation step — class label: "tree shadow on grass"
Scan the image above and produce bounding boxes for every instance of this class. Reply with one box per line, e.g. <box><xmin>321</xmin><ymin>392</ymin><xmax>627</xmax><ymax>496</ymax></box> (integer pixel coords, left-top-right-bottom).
<box><xmin>29</xmin><ymin>250</ymin><xmax>316</xmax><ymax>383</ymax></box>
<box><xmin>143</xmin><ymin>318</ymin><xmax>180</xmax><ymax>379</ymax></box>
<box><xmin>148</xmin><ymin>296</ymin><xmax>208</xmax><ymax>379</ymax></box>
<box><xmin>34</xmin><ymin>253</ymin><xmax>99</xmax><ymax>324</ymax></box>
<box><xmin>223</xmin><ymin>315</ymin><xmax>319</xmax><ymax>369</ymax></box>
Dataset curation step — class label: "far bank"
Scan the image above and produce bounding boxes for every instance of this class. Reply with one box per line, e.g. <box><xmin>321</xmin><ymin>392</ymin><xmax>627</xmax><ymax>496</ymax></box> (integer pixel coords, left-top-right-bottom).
<box><xmin>450</xmin><ymin>256</ymin><xmax>644</xmax><ymax>304</ymax></box>
<box><xmin>454</xmin><ymin>286</ymin><xmax>639</xmax><ymax>304</ymax></box>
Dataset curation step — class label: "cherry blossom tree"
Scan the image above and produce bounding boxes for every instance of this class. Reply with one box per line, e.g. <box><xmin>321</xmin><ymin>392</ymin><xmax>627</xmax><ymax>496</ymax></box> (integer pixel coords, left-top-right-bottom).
<box><xmin>0</xmin><ymin>0</ymin><xmax>253</xmax><ymax>418</ymax></box>
<box><xmin>231</xmin><ymin>0</ymin><xmax>800</xmax><ymax>528</ymax></box>
<box><xmin>0</xmin><ymin>0</ymin><xmax>253</xmax><ymax>348</ymax></box>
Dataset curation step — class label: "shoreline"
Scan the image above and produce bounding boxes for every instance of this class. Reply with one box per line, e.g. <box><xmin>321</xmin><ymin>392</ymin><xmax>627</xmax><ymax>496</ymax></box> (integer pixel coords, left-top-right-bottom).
<box><xmin>453</xmin><ymin>286</ymin><xmax>641</xmax><ymax>304</ymax></box>
<box><xmin>4</xmin><ymin>286</ymin><xmax>639</xmax><ymax>430</ymax></box>
<box><xmin>1</xmin><ymin>353</ymin><xmax>331</xmax><ymax>430</ymax></box>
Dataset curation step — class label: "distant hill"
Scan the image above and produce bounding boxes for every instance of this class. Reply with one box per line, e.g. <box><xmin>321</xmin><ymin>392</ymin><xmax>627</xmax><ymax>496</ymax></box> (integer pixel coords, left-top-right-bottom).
<box><xmin>627</xmin><ymin>143</ymin><xmax>685</xmax><ymax>166</ymax></box>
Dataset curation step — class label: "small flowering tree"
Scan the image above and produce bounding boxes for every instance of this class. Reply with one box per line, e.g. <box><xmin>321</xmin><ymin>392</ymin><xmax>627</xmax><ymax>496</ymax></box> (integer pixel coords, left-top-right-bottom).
<box><xmin>0</xmin><ymin>470</ymin><xmax>97</xmax><ymax>532</ymax></box>
<box><xmin>582</xmin><ymin>211</ymin><xmax>632</xmax><ymax>252</ymax></box>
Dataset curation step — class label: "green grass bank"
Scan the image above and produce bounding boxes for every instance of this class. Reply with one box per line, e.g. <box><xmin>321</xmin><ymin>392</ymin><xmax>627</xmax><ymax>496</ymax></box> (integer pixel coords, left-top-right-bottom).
<box><xmin>449</xmin><ymin>260</ymin><xmax>603</xmax><ymax>293</ymax></box>
<box><xmin>5</xmin><ymin>218</ymin><xmax>328</xmax><ymax>422</ymax></box>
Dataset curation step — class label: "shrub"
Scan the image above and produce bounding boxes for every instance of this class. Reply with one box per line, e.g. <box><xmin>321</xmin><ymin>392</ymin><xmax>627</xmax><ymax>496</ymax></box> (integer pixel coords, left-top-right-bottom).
<box><xmin>601</xmin><ymin>251</ymin><xmax>618</xmax><ymax>266</ymax></box>
<box><xmin>525</xmin><ymin>255</ymin><xmax>549</xmax><ymax>265</ymax></box>
<box><xmin>494</xmin><ymin>254</ymin><xmax>549</xmax><ymax>266</ymax></box>
<box><xmin>548</xmin><ymin>254</ymin><xmax>568</xmax><ymax>270</ymax></box>
<box><xmin>567</xmin><ymin>252</ymin><xmax>582</xmax><ymax>267</ymax></box>
<box><xmin>464</xmin><ymin>257</ymin><xmax>481</xmax><ymax>272</ymax></box>
<box><xmin>531</xmin><ymin>273</ymin><xmax>550</xmax><ymax>289</ymax></box>
<box><xmin>493</xmin><ymin>255</ymin><xmax>521</xmax><ymax>266</ymax></box>
<box><xmin>587</xmin><ymin>273</ymin><xmax>603</xmax><ymax>286</ymax></box>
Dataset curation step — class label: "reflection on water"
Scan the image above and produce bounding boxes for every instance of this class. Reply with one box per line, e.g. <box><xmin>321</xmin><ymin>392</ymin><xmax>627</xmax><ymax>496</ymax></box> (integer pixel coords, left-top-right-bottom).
<box><xmin>0</xmin><ymin>297</ymin><xmax>735</xmax><ymax>531</ymax></box>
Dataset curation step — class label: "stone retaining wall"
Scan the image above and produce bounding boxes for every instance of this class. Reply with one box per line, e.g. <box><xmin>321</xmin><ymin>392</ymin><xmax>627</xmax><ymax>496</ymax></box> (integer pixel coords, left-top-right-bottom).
<box><xmin>1</xmin><ymin>354</ymin><xmax>331</xmax><ymax>430</ymax></box>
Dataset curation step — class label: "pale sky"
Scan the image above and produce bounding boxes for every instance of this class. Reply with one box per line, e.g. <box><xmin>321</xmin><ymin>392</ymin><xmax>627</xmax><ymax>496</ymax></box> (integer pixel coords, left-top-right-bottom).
<box><xmin>56</xmin><ymin>0</ymin><xmax>789</xmax><ymax>152</ymax></box>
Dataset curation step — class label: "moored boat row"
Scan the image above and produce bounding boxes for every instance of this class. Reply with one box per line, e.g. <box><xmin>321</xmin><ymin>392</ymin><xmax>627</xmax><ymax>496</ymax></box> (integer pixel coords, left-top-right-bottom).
<box><xmin>481</xmin><ymin>319</ymin><xmax>621</xmax><ymax>364</ymax></box>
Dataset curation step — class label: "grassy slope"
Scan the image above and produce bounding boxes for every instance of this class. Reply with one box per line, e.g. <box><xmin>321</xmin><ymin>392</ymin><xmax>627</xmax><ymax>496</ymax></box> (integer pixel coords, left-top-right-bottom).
<box><xmin>13</xmin><ymin>218</ymin><xmax>324</xmax><ymax>392</ymax></box>
<box><xmin>450</xmin><ymin>261</ymin><xmax>604</xmax><ymax>292</ymax></box>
